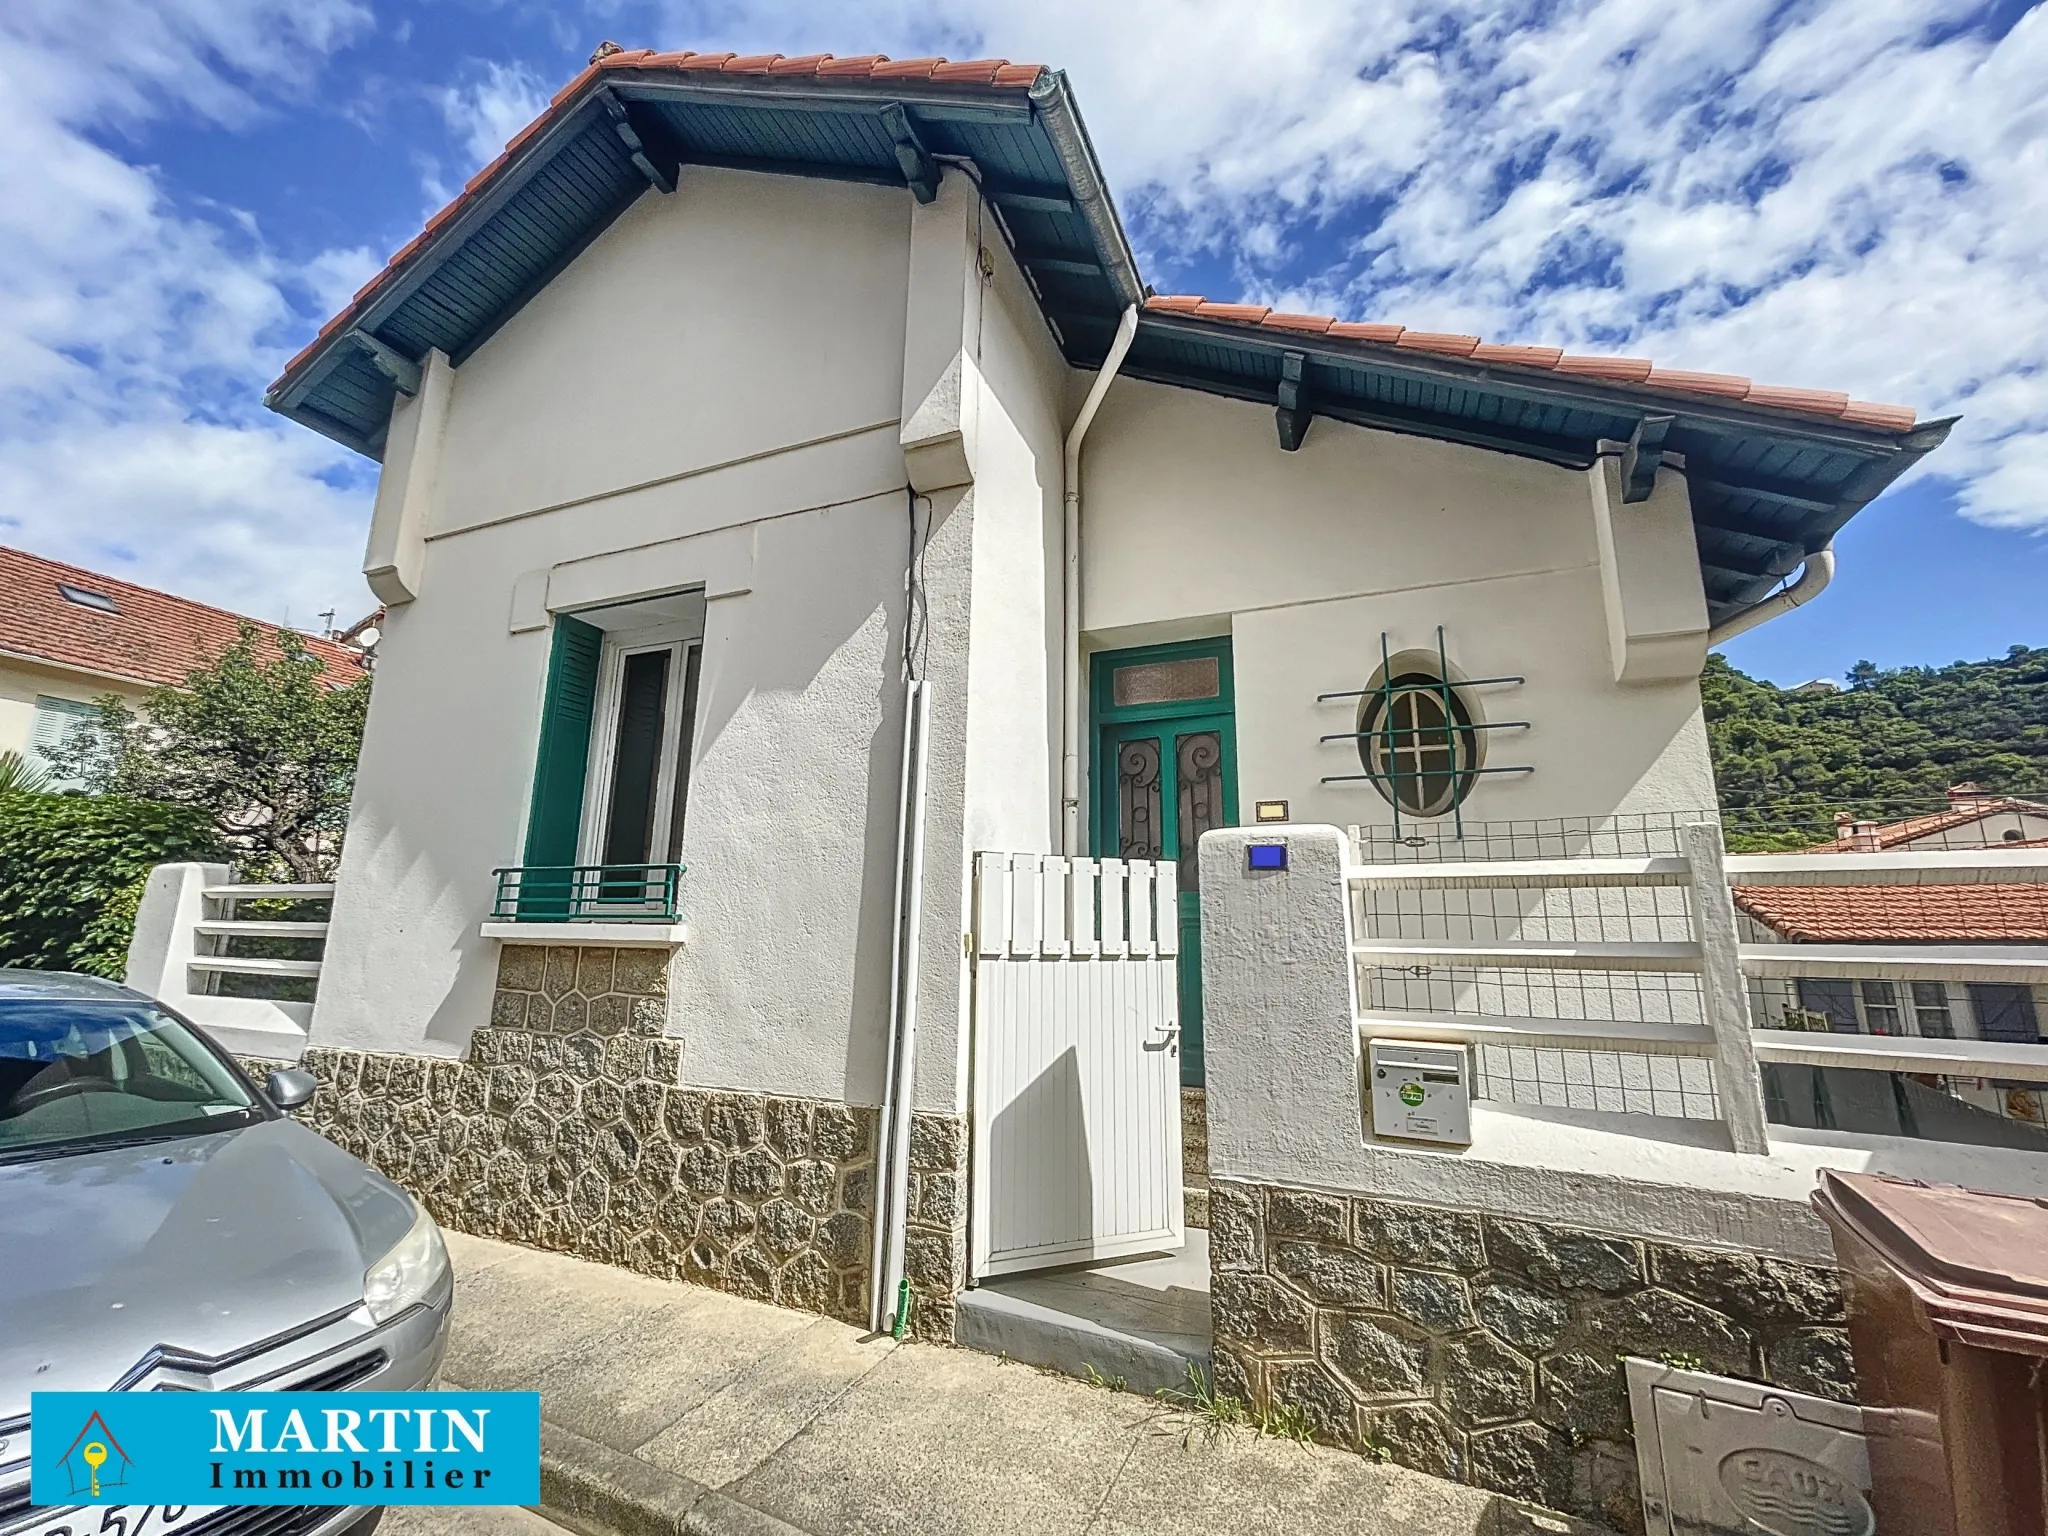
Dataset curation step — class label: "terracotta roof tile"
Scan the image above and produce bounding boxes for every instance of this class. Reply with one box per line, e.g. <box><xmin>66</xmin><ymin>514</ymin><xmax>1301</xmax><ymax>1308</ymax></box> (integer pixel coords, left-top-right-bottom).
<box><xmin>1193</xmin><ymin>301</ymin><xmax>1271</xmax><ymax>324</ymax></box>
<box><xmin>767</xmin><ymin>54</ymin><xmax>833</xmax><ymax>74</ymax></box>
<box><xmin>1140</xmin><ymin>296</ymin><xmax>1920</xmax><ymax>431</ymax></box>
<box><xmin>720</xmin><ymin>54</ymin><xmax>785</xmax><ymax>73</ymax></box>
<box><xmin>0</xmin><ymin>546</ymin><xmax>367</xmax><ymax>691</ymax></box>
<box><xmin>1551</xmin><ymin>355</ymin><xmax>1655</xmax><ymax>383</ymax></box>
<box><xmin>991</xmin><ymin>64</ymin><xmax>1045</xmax><ymax>87</ymax></box>
<box><xmin>930</xmin><ymin>59</ymin><xmax>1009</xmax><ymax>83</ymax></box>
<box><xmin>1840</xmin><ymin>401</ymin><xmax>1918</xmax><ymax>432</ymax></box>
<box><xmin>1260</xmin><ymin>313</ymin><xmax>1336</xmax><ymax>335</ymax></box>
<box><xmin>1471</xmin><ymin>343</ymin><xmax>1563</xmax><ymax>368</ymax></box>
<box><xmin>1734</xmin><ymin>883</ymin><xmax>2048</xmax><ymax>944</ymax></box>
<box><xmin>1329</xmin><ymin>321</ymin><xmax>1405</xmax><ymax>343</ymax></box>
<box><xmin>1745</xmin><ymin>385</ymin><xmax>1849</xmax><ymax>416</ymax></box>
<box><xmin>1644</xmin><ymin>367</ymin><xmax>1750</xmax><ymax>399</ymax></box>
<box><xmin>816</xmin><ymin>55</ymin><xmax>889</xmax><ymax>76</ymax></box>
<box><xmin>549</xmin><ymin>64</ymin><xmax>600</xmax><ymax>106</ymax></box>
<box><xmin>675</xmin><ymin>52</ymin><xmax>736</xmax><ymax>71</ymax></box>
<box><xmin>1395</xmin><ymin>330</ymin><xmax>1481</xmax><ymax>357</ymax></box>
<box><xmin>871</xmin><ymin>57</ymin><xmax>945</xmax><ymax>79</ymax></box>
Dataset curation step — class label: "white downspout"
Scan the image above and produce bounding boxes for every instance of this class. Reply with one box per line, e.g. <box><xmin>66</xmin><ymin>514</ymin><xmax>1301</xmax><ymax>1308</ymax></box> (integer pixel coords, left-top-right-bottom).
<box><xmin>1707</xmin><ymin>543</ymin><xmax>1835</xmax><ymax>646</ymax></box>
<box><xmin>1061</xmin><ymin>305</ymin><xmax>1141</xmax><ymax>856</ymax></box>
<box><xmin>869</xmin><ymin>678</ymin><xmax>932</xmax><ymax>1335</ymax></box>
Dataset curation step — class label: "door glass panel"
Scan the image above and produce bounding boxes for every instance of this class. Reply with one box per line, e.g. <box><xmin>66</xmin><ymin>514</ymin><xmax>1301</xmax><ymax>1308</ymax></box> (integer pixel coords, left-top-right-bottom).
<box><xmin>601</xmin><ymin>648</ymin><xmax>671</xmax><ymax>867</ymax></box>
<box><xmin>1175</xmin><ymin>731</ymin><xmax>1225</xmax><ymax>889</ymax></box>
<box><xmin>1113</xmin><ymin>657</ymin><xmax>1219</xmax><ymax>708</ymax></box>
<box><xmin>1115</xmin><ymin>736</ymin><xmax>1164</xmax><ymax>861</ymax></box>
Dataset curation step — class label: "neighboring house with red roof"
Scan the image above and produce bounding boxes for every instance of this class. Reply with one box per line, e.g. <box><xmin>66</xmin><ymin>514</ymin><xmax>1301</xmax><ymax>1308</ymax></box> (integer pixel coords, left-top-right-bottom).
<box><xmin>0</xmin><ymin>545</ymin><xmax>368</xmax><ymax>786</ymax></box>
<box><xmin>1816</xmin><ymin>784</ymin><xmax>2048</xmax><ymax>853</ymax></box>
<box><xmin>251</xmin><ymin>42</ymin><xmax>1962</xmax><ymax>1384</ymax></box>
<box><xmin>1734</xmin><ymin>792</ymin><xmax>2048</xmax><ymax>1136</ymax></box>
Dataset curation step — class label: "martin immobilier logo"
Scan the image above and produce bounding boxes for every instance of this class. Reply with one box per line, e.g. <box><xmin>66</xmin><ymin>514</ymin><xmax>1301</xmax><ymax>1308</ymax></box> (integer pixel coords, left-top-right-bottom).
<box><xmin>57</xmin><ymin>1411</ymin><xmax>133</xmax><ymax>1498</ymax></box>
<box><xmin>207</xmin><ymin>1405</ymin><xmax>498</xmax><ymax>1494</ymax></box>
<box><xmin>31</xmin><ymin>1391</ymin><xmax>541</xmax><ymax>1507</ymax></box>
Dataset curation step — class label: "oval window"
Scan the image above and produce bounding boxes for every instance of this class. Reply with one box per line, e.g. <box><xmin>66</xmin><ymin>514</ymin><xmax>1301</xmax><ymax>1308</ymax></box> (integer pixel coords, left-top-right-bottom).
<box><xmin>1357</xmin><ymin>671</ymin><xmax>1480</xmax><ymax>817</ymax></box>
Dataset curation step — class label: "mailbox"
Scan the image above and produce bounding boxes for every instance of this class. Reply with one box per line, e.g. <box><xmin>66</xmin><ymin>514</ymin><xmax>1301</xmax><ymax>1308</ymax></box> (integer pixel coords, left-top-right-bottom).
<box><xmin>1367</xmin><ymin>1039</ymin><xmax>1472</xmax><ymax>1146</ymax></box>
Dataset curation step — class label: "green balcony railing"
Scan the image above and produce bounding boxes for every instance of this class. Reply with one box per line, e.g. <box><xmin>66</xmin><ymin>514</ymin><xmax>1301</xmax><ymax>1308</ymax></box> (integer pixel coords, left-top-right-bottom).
<box><xmin>491</xmin><ymin>864</ymin><xmax>684</xmax><ymax>922</ymax></box>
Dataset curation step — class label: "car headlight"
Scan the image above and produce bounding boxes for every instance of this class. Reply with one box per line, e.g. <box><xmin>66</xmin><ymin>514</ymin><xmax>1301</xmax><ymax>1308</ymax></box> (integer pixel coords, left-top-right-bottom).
<box><xmin>363</xmin><ymin>1201</ymin><xmax>449</xmax><ymax>1323</ymax></box>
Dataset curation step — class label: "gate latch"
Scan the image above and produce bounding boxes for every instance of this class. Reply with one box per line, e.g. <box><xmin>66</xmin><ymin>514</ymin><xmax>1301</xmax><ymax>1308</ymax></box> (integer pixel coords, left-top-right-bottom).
<box><xmin>1143</xmin><ymin>1023</ymin><xmax>1181</xmax><ymax>1055</ymax></box>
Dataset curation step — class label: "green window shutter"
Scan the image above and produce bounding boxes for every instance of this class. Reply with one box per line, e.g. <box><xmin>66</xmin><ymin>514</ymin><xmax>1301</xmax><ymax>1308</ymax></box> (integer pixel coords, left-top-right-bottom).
<box><xmin>523</xmin><ymin>615</ymin><xmax>603</xmax><ymax>867</ymax></box>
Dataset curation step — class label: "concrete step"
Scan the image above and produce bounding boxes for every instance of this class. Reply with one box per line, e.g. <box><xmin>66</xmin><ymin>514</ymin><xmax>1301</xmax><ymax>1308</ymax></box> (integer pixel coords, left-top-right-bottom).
<box><xmin>956</xmin><ymin>1230</ymin><xmax>1211</xmax><ymax>1397</ymax></box>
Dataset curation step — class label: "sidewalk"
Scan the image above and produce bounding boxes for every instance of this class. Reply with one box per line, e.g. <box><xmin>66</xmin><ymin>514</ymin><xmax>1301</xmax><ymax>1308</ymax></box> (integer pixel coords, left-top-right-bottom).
<box><xmin>438</xmin><ymin>1231</ymin><xmax>1602</xmax><ymax>1536</ymax></box>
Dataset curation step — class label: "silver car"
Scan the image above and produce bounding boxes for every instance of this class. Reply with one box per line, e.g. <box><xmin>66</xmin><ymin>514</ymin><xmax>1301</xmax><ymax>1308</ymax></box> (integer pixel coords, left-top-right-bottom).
<box><xmin>0</xmin><ymin>971</ymin><xmax>453</xmax><ymax>1536</ymax></box>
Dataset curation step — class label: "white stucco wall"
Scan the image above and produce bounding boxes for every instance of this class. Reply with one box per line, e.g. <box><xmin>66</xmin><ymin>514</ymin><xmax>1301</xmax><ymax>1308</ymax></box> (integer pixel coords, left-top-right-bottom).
<box><xmin>431</xmin><ymin>167</ymin><xmax>910</xmax><ymax>536</ymax></box>
<box><xmin>317</xmin><ymin>162</ymin><xmax>1076</xmax><ymax>1119</ymax></box>
<box><xmin>316</xmin><ymin>169</ymin><xmax>929</xmax><ymax>1110</ymax></box>
<box><xmin>1078</xmin><ymin>379</ymin><xmax>1718</xmax><ymax>834</ymax></box>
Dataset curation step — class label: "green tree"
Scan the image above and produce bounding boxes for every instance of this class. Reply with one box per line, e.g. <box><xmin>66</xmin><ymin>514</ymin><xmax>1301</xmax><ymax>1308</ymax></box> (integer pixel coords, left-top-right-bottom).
<box><xmin>50</xmin><ymin>624</ymin><xmax>370</xmax><ymax>881</ymax></box>
<box><xmin>0</xmin><ymin>750</ymin><xmax>54</xmax><ymax>797</ymax></box>
<box><xmin>0</xmin><ymin>793</ymin><xmax>222</xmax><ymax>975</ymax></box>
<box><xmin>1704</xmin><ymin>644</ymin><xmax>2048</xmax><ymax>848</ymax></box>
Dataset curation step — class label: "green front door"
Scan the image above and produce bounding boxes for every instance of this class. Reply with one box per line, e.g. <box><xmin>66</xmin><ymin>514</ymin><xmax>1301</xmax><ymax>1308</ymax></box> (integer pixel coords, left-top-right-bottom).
<box><xmin>1091</xmin><ymin>639</ymin><xmax>1238</xmax><ymax>1087</ymax></box>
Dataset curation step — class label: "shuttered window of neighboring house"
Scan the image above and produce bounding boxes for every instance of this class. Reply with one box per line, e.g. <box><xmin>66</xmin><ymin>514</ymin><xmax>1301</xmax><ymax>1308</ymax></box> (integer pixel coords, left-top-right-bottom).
<box><xmin>30</xmin><ymin>695</ymin><xmax>101</xmax><ymax>789</ymax></box>
<box><xmin>522</xmin><ymin>615</ymin><xmax>603</xmax><ymax>868</ymax></box>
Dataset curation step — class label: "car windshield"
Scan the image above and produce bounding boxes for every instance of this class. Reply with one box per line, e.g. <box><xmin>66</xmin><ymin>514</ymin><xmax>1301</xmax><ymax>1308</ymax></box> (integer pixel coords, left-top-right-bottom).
<box><xmin>0</xmin><ymin>999</ymin><xmax>263</xmax><ymax>1159</ymax></box>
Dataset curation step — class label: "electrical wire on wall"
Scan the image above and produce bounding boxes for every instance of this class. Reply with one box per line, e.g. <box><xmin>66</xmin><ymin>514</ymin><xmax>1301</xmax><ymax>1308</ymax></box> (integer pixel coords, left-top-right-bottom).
<box><xmin>905</xmin><ymin>487</ymin><xmax>932</xmax><ymax>683</ymax></box>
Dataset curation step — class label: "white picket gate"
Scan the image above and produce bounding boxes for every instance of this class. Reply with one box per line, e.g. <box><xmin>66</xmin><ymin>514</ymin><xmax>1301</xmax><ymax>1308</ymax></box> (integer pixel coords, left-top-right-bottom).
<box><xmin>969</xmin><ymin>851</ymin><xmax>1185</xmax><ymax>1278</ymax></box>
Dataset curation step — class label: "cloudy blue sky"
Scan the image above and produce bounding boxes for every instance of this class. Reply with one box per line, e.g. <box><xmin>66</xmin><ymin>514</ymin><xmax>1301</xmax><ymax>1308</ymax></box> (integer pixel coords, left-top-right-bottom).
<box><xmin>3</xmin><ymin>0</ymin><xmax>2043</xmax><ymax>684</ymax></box>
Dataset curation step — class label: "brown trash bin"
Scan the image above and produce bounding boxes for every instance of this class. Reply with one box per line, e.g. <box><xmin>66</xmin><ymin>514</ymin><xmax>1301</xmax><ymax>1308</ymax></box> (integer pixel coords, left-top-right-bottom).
<box><xmin>1812</xmin><ymin>1169</ymin><xmax>2048</xmax><ymax>1536</ymax></box>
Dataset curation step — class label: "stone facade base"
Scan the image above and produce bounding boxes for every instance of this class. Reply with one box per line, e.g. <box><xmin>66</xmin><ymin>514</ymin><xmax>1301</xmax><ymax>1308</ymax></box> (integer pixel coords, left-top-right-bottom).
<box><xmin>280</xmin><ymin>943</ymin><xmax>965</xmax><ymax>1341</ymax></box>
<box><xmin>1210</xmin><ymin>1180</ymin><xmax>1852</xmax><ymax>1533</ymax></box>
<box><xmin>1182</xmin><ymin>1086</ymin><xmax>1209</xmax><ymax>1229</ymax></box>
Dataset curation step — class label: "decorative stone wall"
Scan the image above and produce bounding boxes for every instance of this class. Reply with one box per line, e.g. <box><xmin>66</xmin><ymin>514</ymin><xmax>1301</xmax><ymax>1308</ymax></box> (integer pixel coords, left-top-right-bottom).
<box><xmin>275</xmin><ymin>942</ymin><xmax>966</xmax><ymax>1341</ymax></box>
<box><xmin>901</xmin><ymin>1113</ymin><xmax>970</xmax><ymax>1340</ymax></box>
<box><xmin>1210</xmin><ymin>1179</ymin><xmax>1851</xmax><ymax>1534</ymax></box>
<box><xmin>1182</xmin><ymin>1086</ymin><xmax>1209</xmax><ymax>1229</ymax></box>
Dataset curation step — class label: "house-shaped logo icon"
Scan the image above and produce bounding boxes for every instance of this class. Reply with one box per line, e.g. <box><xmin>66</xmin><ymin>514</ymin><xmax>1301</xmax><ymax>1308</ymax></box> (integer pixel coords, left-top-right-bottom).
<box><xmin>57</xmin><ymin>1411</ymin><xmax>132</xmax><ymax>1498</ymax></box>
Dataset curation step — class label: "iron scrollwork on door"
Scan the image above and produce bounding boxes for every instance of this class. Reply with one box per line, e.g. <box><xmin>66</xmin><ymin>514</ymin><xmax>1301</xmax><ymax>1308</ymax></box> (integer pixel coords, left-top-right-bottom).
<box><xmin>1117</xmin><ymin>737</ymin><xmax>1164</xmax><ymax>862</ymax></box>
<box><xmin>1175</xmin><ymin>731</ymin><xmax>1225</xmax><ymax>888</ymax></box>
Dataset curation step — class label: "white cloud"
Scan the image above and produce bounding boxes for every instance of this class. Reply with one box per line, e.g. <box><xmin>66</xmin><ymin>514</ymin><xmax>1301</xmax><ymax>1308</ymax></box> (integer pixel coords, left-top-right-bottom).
<box><xmin>641</xmin><ymin>0</ymin><xmax>2048</xmax><ymax>527</ymax></box>
<box><xmin>436</xmin><ymin>61</ymin><xmax>553</xmax><ymax>173</ymax></box>
<box><xmin>0</xmin><ymin>0</ymin><xmax>379</xmax><ymax>628</ymax></box>
<box><xmin>5</xmin><ymin>0</ymin><xmax>2041</xmax><ymax>650</ymax></box>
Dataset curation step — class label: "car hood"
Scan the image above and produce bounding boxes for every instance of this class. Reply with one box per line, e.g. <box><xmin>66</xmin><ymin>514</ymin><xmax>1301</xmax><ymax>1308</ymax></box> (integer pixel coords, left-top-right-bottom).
<box><xmin>0</xmin><ymin>1118</ymin><xmax>415</xmax><ymax>1421</ymax></box>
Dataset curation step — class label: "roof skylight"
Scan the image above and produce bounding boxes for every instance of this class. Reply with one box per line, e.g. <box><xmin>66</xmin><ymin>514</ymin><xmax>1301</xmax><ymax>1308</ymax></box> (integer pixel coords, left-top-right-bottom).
<box><xmin>57</xmin><ymin>582</ymin><xmax>119</xmax><ymax>614</ymax></box>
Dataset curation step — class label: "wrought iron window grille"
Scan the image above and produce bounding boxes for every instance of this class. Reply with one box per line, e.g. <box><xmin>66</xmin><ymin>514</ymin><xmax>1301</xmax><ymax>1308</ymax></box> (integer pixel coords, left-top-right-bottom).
<box><xmin>1316</xmin><ymin>627</ymin><xmax>1532</xmax><ymax>838</ymax></box>
<box><xmin>491</xmin><ymin>863</ymin><xmax>685</xmax><ymax>922</ymax></box>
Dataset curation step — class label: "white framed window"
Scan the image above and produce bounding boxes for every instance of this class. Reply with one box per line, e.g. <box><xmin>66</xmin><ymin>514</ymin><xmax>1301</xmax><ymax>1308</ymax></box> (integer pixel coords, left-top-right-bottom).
<box><xmin>1858</xmin><ymin>980</ymin><xmax>1903</xmax><ymax>1035</ymax></box>
<box><xmin>577</xmin><ymin>620</ymin><xmax>702</xmax><ymax>875</ymax></box>
<box><xmin>1911</xmin><ymin>981</ymin><xmax>1956</xmax><ymax>1038</ymax></box>
<box><xmin>31</xmin><ymin>695</ymin><xmax>102</xmax><ymax>788</ymax></box>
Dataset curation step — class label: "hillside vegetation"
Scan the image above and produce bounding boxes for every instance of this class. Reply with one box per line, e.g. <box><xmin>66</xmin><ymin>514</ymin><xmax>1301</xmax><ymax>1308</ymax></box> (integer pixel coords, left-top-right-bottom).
<box><xmin>1705</xmin><ymin>645</ymin><xmax>2048</xmax><ymax>847</ymax></box>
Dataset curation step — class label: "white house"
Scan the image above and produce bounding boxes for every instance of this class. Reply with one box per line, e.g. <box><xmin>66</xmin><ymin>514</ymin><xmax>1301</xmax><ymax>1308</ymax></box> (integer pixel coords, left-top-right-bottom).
<box><xmin>260</xmin><ymin>43</ymin><xmax>1952</xmax><ymax>1373</ymax></box>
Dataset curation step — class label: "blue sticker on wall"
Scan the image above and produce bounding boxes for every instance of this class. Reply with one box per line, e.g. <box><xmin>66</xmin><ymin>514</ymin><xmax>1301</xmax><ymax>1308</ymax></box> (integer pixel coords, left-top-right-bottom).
<box><xmin>1247</xmin><ymin>843</ymin><xmax>1288</xmax><ymax>871</ymax></box>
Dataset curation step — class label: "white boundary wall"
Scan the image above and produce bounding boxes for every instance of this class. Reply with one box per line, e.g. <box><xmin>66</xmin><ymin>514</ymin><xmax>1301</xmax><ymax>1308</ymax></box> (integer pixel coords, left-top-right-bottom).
<box><xmin>1199</xmin><ymin>825</ymin><xmax>2048</xmax><ymax>1263</ymax></box>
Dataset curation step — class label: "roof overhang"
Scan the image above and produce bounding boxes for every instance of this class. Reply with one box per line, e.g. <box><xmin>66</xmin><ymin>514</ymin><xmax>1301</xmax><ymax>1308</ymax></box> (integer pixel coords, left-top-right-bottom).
<box><xmin>266</xmin><ymin>52</ymin><xmax>1138</xmax><ymax>460</ymax></box>
<box><xmin>267</xmin><ymin>47</ymin><xmax>1953</xmax><ymax>630</ymax></box>
<box><xmin>1120</xmin><ymin>308</ymin><xmax>1954</xmax><ymax>625</ymax></box>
